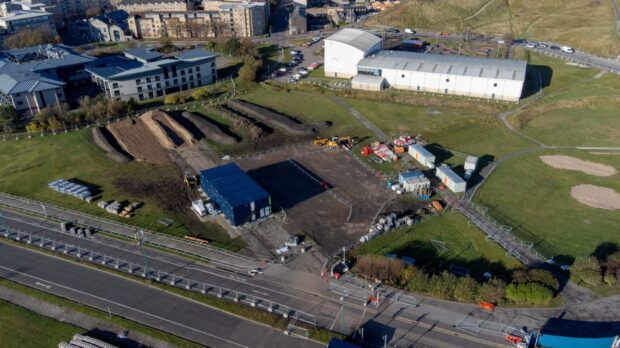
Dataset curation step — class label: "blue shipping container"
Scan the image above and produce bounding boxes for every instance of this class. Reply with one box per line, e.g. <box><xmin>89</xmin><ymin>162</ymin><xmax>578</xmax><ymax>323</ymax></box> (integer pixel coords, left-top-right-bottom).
<box><xmin>200</xmin><ymin>163</ymin><xmax>271</xmax><ymax>226</ymax></box>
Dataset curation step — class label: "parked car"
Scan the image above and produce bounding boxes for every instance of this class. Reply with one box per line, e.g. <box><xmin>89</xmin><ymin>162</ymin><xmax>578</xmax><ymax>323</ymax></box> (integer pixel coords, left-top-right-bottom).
<box><xmin>525</xmin><ymin>43</ymin><xmax>537</xmax><ymax>48</ymax></box>
<box><xmin>537</xmin><ymin>43</ymin><xmax>548</xmax><ymax>48</ymax></box>
<box><xmin>404</xmin><ymin>28</ymin><xmax>415</xmax><ymax>34</ymax></box>
<box><xmin>384</xmin><ymin>27</ymin><xmax>399</xmax><ymax>33</ymax></box>
<box><xmin>293</xmin><ymin>73</ymin><xmax>302</xmax><ymax>79</ymax></box>
<box><xmin>550</xmin><ymin>45</ymin><xmax>560</xmax><ymax>50</ymax></box>
<box><xmin>290</xmin><ymin>50</ymin><xmax>301</xmax><ymax>55</ymax></box>
<box><xmin>312</xmin><ymin>36</ymin><xmax>321</xmax><ymax>42</ymax></box>
<box><xmin>560</xmin><ymin>46</ymin><xmax>575</xmax><ymax>53</ymax></box>
<box><xmin>278</xmin><ymin>67</ymin><xmax>287</xmax><ymax>72</ymax></box>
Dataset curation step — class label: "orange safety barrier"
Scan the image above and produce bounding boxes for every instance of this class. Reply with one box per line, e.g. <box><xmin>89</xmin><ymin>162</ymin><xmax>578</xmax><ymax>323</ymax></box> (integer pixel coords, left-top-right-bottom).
<box><xmin>505</xmin><ymin>335</ymin><xmax>523</xmax><ymax>344</ymax></box>
<box><xmin>479</xmin><ymin>301</ymin><xmax>496</xmax><ymax>311</ymax></box>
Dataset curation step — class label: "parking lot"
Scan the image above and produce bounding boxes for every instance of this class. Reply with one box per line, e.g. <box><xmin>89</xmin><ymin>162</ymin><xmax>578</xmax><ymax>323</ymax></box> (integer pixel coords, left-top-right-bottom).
<box><xmin>269</xmin><ymin>36</ymin><xmax>324</xmax><ymax>83</ymax></box>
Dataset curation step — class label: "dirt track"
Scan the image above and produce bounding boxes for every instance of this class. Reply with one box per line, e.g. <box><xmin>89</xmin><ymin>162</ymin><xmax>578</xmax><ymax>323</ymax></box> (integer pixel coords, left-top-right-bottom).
<box><xmin>181</xmin><ymin>111</ymin><xmax>238</xmax><ymax>145</ymax></box>
<box><xmin>106</xmin><ymin>116</ymin><xmax>172</xmax><ymax>165</ymax></box>
<box><xmin>227</xmin><ymin>99</ymin><xmax>330</xmax><ymax>136</ymax></box>
<box><xmin>89</xmin><ymin>127</ymin><xmax>132</xmax><ymax>163</ymax></box>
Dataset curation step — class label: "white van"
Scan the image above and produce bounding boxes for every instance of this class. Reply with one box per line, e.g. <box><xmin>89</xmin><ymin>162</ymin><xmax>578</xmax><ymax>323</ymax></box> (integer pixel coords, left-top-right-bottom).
<box><xmin>561</xmin><ymin>46</ymin><xmax>575</xmax><ymax>53</ymax></box>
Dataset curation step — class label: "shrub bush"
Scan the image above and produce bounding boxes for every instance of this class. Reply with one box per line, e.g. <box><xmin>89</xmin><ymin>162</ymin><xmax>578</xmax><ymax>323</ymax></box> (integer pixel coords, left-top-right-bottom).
<box><xmin>506</xmin><ymin>282</ymin><xmax>553</xmax><ymax>305</ymax></box>
<box><xmin>479</xmin><ymin>278</ymin><xmax>506</xmax><ymax>304</ymax></box>
<box><xmin>453</xmin><ymin>276</ymin><xmax>479</xmax><ymax>302</ymax></box>
<box><xmin>572</xmin><ymin>256</ymin><xmax>602</xmax><ymax>286</ymax></box>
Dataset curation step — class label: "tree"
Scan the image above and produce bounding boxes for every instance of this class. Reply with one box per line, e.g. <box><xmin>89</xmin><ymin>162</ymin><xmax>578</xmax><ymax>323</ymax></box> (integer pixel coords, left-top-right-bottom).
<box><xmin>605</xmin><ymin>251</ymin><xmax>620</xmax><ymax>276</ymax></box>
<box><xmin>239</xmin><ymin>38</ymin><xmax>256</xmax><ymax>56</ymax></box>
<box><xmin>603</xmin><ymin>271</ymin><xmax>616</xmax><ymax>286</ymax></box>
<box><xmin>429</xmin><ymin>271</ymin><xmax>458</xmax><ymax>300</ymax></box>
<box><xmin>192</xmin><ymin>88</ymin><xmax>210</xmax><ymax>101</ymax></box>
<box><xmin>479</xmin><ymin>278</ymin><xmax>506</xmax><ymax>304</ymax></box>
<box><xmin>239</xmin><ymin>55</ymin><xmax>262</xmax><ymax>83</ymax></box>
<box><xmin>223</xmin><ymin>37</ymin><xmax>241</xmax><ymax>56</ymax></box>
<box><xmin>453</xmin><ymin>276</ymin><xmax>479</xmax><ymax>302</ymax></box>
<box><xmin>506</xmin><ymin>282</ymin><xmax>553</xmax><ymax>305</ymax></box>
<box><xmin>0</xmin><ymin>105</ymin><xmax>19</xmax><ymax>132</ymax></box>
<box><xmin>164</xmin><ymin>95</ymin><xmax>185</xmax><ymax>105</ymax></box>
<box><xmin>3</xmin><ymin>28</ymin><xmax>61</xmax><ymax>49</ymax></box>
<box><xmin>572</xmin><ymin>256</ymin><xmax>602</xmax><ymax>286</ymax></box>
<box><xmin>511</xmin><ymin>269</ymin><xmax>558</xmax><ymax>291</ymax></box>
<box><xmin>406</xmin><ymin>269</ymin><xmax>430</xmax><ymax>293</ymax></box>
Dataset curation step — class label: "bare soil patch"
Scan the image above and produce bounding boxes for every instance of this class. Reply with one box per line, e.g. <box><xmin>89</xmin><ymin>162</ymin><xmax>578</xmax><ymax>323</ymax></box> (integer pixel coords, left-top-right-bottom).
<box><xmin>226</xmin><ymin>99</ymin><xmax>330</xmax><ymax>136</ymax></box>
<box><xmin>571</xmin><ymin>184</ymin><xmax>620</xmax><ymax>210</ymax></box>
<box><xmin>237</xmin><ymin>145</ymin><xmax>387</xmax><ymax>254</ymax></box>
<box><xmin>106</xmin><ymin>116</ymin><xmax>172</xmax><ymax>165</ymax></box>
<box><xmin>540</xmin><ymin>155</ymin><xmax>617</xmax><ymax>177</ymax></box>
<box><xmin>181</xmin><ymin>111</ymin><xmax>238</xmax><ymax>145</ymax></box>
<box><xmin>89</xmin><ymin>127</ymin><xmax>132</xmax><ymax>163</ymax></box>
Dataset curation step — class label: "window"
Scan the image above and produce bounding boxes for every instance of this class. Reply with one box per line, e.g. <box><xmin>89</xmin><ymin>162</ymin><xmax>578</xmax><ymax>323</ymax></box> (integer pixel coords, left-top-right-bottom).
<box><xmin>212</xmin><ymin>69</ymin><xmax>215</xmax><ymax>75</ymax></box>
<box><xmin>16</xmin><ymin>101</ymin><xmax>23</xmax><ymax>105</ymax></box>
<box><xmin>147</xmin><ymin>85</ymin><xmax>152</xmax><ymax>90</ymax></box>
<box><xmin>138</xmin><ymin>94</ymin><xmax>144</xmax><ymax>100</ymax></box>
<box><xmin>180</xmin><ymin>70</ymin><xmax>186</xmax><ymax>76</ymax></box>
<box><xmin>181</xmin><ymin>77</ymin><xmax>186</xmax><ymax>83</ymax></box>
<box><xmin>137</xmin><ymin>86</ymin><xmax>143</xmax><ymax>92</ymax></box>
<box><xmin>165</xmin><ymin>81</ymin><xmax>170</xmax><ymax>87</ymax></box>
<box><xmin>188</xmin><ymin>68</ymin><xmax>193</xmax><ymax>73</ymax></box>
<box><xmin>136</xmin><ymin>79</ymin><xmax>141</xmax><ymax>84</ymax></box>
<box><xmin>155</xmin><ymin>76</ymin><xmax>160</xmax><ymax>81</ymax></box>
<box><xmin>197</xmin><ymin>72</ymin><xmax>201</xmax><ymax>78</ymax></box>
<box><xmin>57</xmin><ymin>93</ymin><xmax>63</xmax><ymax>98</ymax></box>
<box><xmin>173</xmin><ymin>79</ymin><xmax>178</xmax><ymax>85</ymax></box>
<box><xmin>146</xmin><ymin>77</ymin><xmax>151</xmax><ymax>83</ymax></box>
<box><xmin>114</xmin><ymin>90</ymin><xmax>120</xmax><ymax>96</ymax></box>
<box><xmin>211</xmin><ymin>62</ymin><xmax>214</xmax><ymax>67</ymax></box>
<box><xmin>148</xmin><ymin>92</ymin><xmax>154</xmax><ymax>98</ymax></box>
<box><xmin>401</xmin><ymin>74</ymin><xmax>405</xmax><ymax>78</ymax></box>
<box><xmin>196</xmin><ymin>66</ymin><xmax>200</xmax><ymax>72</ymax></box>
<box><xmin>445</xmin><ymin>78</ymin><xmax>450</xmax><ymax>82</ymax></box>
<box><xmin>156</xmin><ymin>90</ymin><xmax>163</xmax><ymax>97</ymax></box>
<box><xmin>156</xmin><ymin>83</ymin><xmax>161</xmax><ymax>89</ymax></box>
<box><xmin>112</xmin><ymin>82</ymin><xmax>119</xmax><ymax>88</ymax></box>
<box><xmin>493</xmin><ymin>83</ymin><xmax>498</xmax><ymax>87</ymax></box>
<box><xmin>189</xmin><ymin>75</ymin><xmax>194</xmax><ymax>81</ymax></box>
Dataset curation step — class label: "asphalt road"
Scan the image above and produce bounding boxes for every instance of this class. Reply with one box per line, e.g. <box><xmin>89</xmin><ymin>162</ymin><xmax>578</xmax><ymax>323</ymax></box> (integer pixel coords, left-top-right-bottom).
<box><xmin>0</xmin><ymin>242</ymin><xmax>321</xmax><ymax>348</ymax></box>
<box><xmin>0</xmin><ymin>208</ymin><xmax>513</xmax><ymax>348</ymax></box>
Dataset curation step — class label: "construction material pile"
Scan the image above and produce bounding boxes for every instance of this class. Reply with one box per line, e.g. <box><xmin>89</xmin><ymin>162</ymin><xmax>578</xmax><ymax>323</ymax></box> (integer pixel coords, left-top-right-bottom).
<box><xmin>371</xmin><ymin>142</ymin><xmax>398</xmax><ymax>162</ymax></box>
<box><xmin>48</xmin><ymin>179</ymin><xmax>92</xmax><ymax>202</ymax></box>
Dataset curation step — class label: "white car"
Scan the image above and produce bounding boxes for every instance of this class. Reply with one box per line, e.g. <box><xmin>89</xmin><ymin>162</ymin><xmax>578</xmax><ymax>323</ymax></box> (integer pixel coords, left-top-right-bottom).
<box><xmin>293</xmin><ymin>73</ymin><xmax>302</xmax><ymax>79</ymax></box>
<box><xmin>404</xmin><ymin>28</ymin><xmax>415</xmax><ymax>34</ymax></box>
<box><xmin>560</xmin><ymin>46</ymin><xmax>575</xmax><ymax>53</ymax></box>
<box><xmin>525</xmin><ymin>43</ymin><xmax>537</xmax><ymax>48</ymax></box>
<box><xmin>278</xmin><ymin>67</ymin><xmax>287</xmax><ymax>73</ymax></box>
<box><xmin>290</xmin><ymin>50</ymin><xmax>301</xmax><ymax>55</ymax></box>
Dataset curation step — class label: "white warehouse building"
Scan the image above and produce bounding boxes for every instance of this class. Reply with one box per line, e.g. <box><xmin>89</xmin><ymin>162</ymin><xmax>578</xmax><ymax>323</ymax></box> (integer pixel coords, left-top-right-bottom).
<box><xmin>324</xmin><ymin>28</ymin><xmax>381</xmax><ymax>78</ymax></box>
<box><xmin>356</xmin><ymin>50</ymin><xmax>527</xmax><ymax>101</ymax></box>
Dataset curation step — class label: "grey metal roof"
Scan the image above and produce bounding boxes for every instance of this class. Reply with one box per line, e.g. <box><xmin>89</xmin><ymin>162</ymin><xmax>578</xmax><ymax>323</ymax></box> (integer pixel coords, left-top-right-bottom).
<box><xmin>358</xmin><ymin>51</ymin><xmax>527</xmax><ymax>81</ymax></box>
<box><xmin>0</xmin><ymin>71</ymin><xmax>64</xmax><ymax>95</ymax></box>
<box><xmin>124</xmin><ymin>48</ymin><xmax>163</xmax><ymax>62</ymax></box>
<box><xmin>175</xmin><ymin>48</ymin><xmax>217</xmax><ymax>61</ymax></box>
<box><xmin>436</xmin><ymin>165</ymin><xmax>465</xmax><ymax>184</ymax></box>
<box><xmin>351</xmin><ymin>74</ymin><xmax>384</xmax><ymax>86</ymax></box>
<box><xmin>325</xmin><ymin>28</ymin><xmax>381</xmax><ymax>53</ymax></box>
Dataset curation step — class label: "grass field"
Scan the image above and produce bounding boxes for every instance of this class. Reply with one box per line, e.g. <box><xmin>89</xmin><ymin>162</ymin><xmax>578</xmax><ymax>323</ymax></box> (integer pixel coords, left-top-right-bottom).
<box><xmin>241</xmin><ymin>85</ymin><xmax>372</xmax><ymax>137</ymax></box>
<box><xmin>0</xmin><ymin>131</ymin><xmax>241</xmax><ymax>250</ymax></box>
<box><xmin>475</xmin><ymin>149</ymin><xmax>620</xmax><ymax>259</ymax></box>
<box><xmin>370</xmin><ymin>0</ymin><xmax>620</xmax><ymax>56</ymax></box>
<box><xmin>511</xmin><ymin>53</ymin><xmax>620</xmax><ymax>147</ymax></box>
<box><xmin>354</xmin><ymin>211</ymin><xmax>522</xmax><ymax>278</ymax></box>
<box><xmin>0</xmin><ymin>300</ymin><xmax>82</xmax><ymax>347</ymax></box>
<box><xmin>343</xmin><ymin>98</ymin><xmax>529</xmax><ymax>160</ymax></box>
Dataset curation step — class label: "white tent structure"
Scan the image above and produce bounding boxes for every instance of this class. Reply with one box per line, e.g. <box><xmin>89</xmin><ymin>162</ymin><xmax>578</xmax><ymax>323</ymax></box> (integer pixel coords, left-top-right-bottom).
<box><xmin>324</xmin><ymin>28</ymin><xmax>381</xmax><ymax>78</ymax></box>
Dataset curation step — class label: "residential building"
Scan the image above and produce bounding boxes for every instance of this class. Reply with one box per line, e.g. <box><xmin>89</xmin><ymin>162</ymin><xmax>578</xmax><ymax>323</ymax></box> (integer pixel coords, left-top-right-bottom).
<box><xmin>202</xmin><ymin>0</ymin><xmax>269</xmax><ymax>20</ymax></box>
<box><xmin>324</xmin><ymin>28</ymin><xmax>381</xmax><ymax>78</ymax></box>
<box><xmin>86</xmin><ymin>47</ymin><xmax>217</xmax><ymax>101</ymax></box>
<box><xmin>355</xmin><ymin>50</ymin><xmax>527</xmax><ymax>101</ymax></box>
<box><xmin>217</xmin><ymin>2</ymin><xmax>266</xmax><ymax>37</ymax></box>
<box><xmin>0</xmin><ymin>10</ymin><xmax>56</xmax><ymax>35</ymax></box>
<box><xmin>128</xmin><ymin>10</ymin><xmax>223</xmax><ymax>39</ymax></box>
<box><xmin>72</xmin><ymin>9</ymin><xmax>131</xmax><ymax>43</ymax></box>
<box><xmin>288</xmin><ymin>6</ymin><xmax>306</xmax><ymax>35</ymax></box>
<box><xmin>0</xmin><ymin>44</ymin><xmax>94</xmax><ymax>116</ymax></box>
<box><xmin>116</xmin><ymin>0</ymin><xmax>192</xmax><ymax>13</ymax></box>
<box><xmin>5</xmin><ymin>0</ymin><xmax>113</xmax><ymax>27</ymax></box>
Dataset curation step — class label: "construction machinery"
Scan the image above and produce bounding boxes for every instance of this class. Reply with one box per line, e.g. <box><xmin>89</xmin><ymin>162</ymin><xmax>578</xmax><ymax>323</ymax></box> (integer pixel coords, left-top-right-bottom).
<box><xmin>313</xmin><ymin>137</ymin><xmax>329</xmax><ymax>146</ymax></box>
<box><xmin>314</xmin><ymin>136</ymin><xmax>354</xmax><ymax>149</ymax></box>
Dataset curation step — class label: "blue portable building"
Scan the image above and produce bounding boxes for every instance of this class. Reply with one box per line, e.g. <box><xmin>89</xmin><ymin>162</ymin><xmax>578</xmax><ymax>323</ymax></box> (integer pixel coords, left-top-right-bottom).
<box><xmin>200</xmin><ymin>163</ymin><xmax>271</xmax><ymax>226</ymax></box>
<box><xmin>326</xmin><ymin>338</ymin><xmax>361</xmax><ymax>348</ymax></box>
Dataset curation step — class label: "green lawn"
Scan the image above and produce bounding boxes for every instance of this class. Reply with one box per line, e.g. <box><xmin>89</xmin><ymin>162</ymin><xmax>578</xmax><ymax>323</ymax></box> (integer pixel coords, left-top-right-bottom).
<box><xmin>0</xmin><ymin>131</ymin><xmax>240</xmax><ymax>250</ymax></box>
<box><xmin>475</xmin><ymin>150</ymin><xmax>620</xmax><ymax>259</ymax></box>
<box><xmin>0</xmin><ymin>300</ymin><xmax>82</xmax><ymax>347</ymax></box>
<box><xmin>354</xmin><ymin>211</ymin><xmax>522</xmax><ymax>278</ymax></box>
<box><xmin>240</xmin><ymin>85</ymin><xmax>372</xmax><ymax>138</ymax></box>
<box><xmin>344</xmin><ymin>98</ymin><xmax>529</xmax><ymax>160</ymax></box>
<box><xmin>511</xmin><ymin>53</ymin><xmax>620</xmax><ymax>147</ymax></box>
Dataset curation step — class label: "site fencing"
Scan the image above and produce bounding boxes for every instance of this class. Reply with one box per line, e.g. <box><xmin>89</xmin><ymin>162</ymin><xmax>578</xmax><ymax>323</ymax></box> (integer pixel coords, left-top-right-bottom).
<box><xmin>0</xmin><ymin>192</ymin><xmax>259</xmax><ymax>270</ymax></box>
<box><xmin>0</xmin><ymin>226</ymin><xmax>320</xmax><ymax>329</ymax></box>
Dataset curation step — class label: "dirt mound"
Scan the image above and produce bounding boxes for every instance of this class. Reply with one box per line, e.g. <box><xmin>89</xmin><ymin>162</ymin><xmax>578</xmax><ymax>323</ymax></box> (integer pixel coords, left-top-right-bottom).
<box><xmin>89</xmin><ymin>127</ymin><xmax>132</xmax><ymax>163</ymax></box>
<box><xmin>181</xmin><ymin>111</ymin><xmax>238</xmax><ymax>145</ymax></box>
<box><xmin>571</xmin><ymin>184</ymin><xmax>620</xmax><ymax>210</ymax></box>
<box><xmin>226</xmin><ymin>99</ymin><xmax>329</xmax><ymax>136</ymax></box>
<box><xmin>540</xmin><ymin>155</ymin><xmax>617</xmax><ymax>177</ymax></box>
<box><xmin>106</xmin><ymin>117</ymin><xmax>171</xmax><ymax>165</ymax></box>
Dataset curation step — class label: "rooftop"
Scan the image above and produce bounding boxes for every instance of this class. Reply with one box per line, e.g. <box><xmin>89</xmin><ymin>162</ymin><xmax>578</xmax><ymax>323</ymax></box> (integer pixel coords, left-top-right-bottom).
<box><xmin>0</xmin><ymin>10</ymin><xmax>52</xmax><ymax>22</ymax></box>
<box><xmin>358</xmin><ymin>50</ymin><xmax>527</xmax><ymax>81</ymax></box>
<box><xmin>325</xmin><ymin>28</ymin><xmax>381</xmax><ymax>53</ymax></box>
<box><xmin>0</xmin><ymin>70</ymin><xmax>64</xmax><ymax>95</ymax></box>
<box><xmin>92</xmin><ymin>10</ymin><xmax>129</xmax><ymax>30</ymax></box>
<box><xmin>124</xmin><ymin>47</ymin><xmax>163</xmax><ymax>62</ymax></box>
<box><xmin>87</xmin><ymin>48</ymin><xmax>217</xmax><ymax>80</ymax></box>
<box><xmin>437</xmin><ymin>165</ymin><xmax>465</xmax><ymax>184</ymax></box>
<box><xmin>200</xmin><ymin>163</ymin><xmax>269</xmax><ymax>207</ymax></box>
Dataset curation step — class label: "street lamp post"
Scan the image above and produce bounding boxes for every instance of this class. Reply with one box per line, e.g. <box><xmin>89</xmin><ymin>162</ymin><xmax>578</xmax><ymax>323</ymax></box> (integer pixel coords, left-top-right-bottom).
<box><xmin>136</xmin><ymin>230</ymin><xmax>150</xmax><ymax>279</ymax></box>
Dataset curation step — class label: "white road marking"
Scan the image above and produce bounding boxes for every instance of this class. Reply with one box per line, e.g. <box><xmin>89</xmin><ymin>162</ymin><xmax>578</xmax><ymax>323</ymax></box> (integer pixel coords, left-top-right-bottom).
<box><xmin>35</xmin><ymin>281</ymin><xmax>51</xmax><ymax>289</ymax></box>
<box><xmin>0</xmin><ymin>264</ymin><xmax>249</xmax><ymax>348</ymax></box>
<box><xmin>252</xmin><ymin>290</ymin><xmax>270</xmax><ymax>297</ymax></box>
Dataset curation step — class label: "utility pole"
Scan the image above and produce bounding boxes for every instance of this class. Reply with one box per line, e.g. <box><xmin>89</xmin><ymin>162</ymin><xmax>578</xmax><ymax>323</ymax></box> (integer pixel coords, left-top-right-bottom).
<box><xmin>136</xmin><ymin>230</ymin><xmax>150</xmax><ymax>279</ymax></box>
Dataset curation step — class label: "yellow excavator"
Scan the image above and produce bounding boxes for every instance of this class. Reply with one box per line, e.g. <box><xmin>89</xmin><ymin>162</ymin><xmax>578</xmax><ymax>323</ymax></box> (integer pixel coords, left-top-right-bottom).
<box><xmin>313</xmin><ymin>137</ymin><xmax>329</xmax><ymax>146</ymax></box>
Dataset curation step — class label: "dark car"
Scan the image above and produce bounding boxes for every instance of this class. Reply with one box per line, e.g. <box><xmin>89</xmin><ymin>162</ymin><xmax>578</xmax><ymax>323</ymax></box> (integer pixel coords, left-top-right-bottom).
<box><xmin>550</xmin><ymin>45</ymin><xmax>560</xmax><ymax>50</ymax></box>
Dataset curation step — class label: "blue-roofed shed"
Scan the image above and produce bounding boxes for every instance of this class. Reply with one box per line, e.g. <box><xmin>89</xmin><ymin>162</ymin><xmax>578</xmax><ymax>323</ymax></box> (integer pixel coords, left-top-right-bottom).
<box><xmin>326</xmin><ymin>338</ymin><xmax>361</xmax><ymax>348</ymax></box>
<box><xmin>200</xmin><ymin>163</ymin><xmax>271</xmax><ymax>226</ymax></box>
